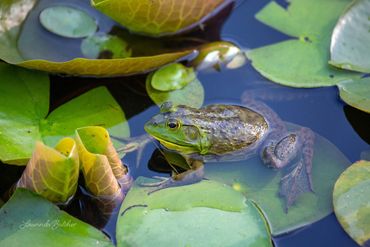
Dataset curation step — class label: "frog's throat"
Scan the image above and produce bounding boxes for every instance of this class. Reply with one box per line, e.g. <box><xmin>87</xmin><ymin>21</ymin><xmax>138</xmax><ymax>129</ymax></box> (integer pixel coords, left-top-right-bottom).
<box><xmin>152</xmin><ymin>136</ymin><xmax>198</xmax><ymax>154</ymax></box>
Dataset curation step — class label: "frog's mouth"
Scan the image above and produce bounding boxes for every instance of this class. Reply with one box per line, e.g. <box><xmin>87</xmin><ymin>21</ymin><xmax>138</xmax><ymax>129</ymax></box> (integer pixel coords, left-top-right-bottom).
<box><xmin>152</xmin><ymin>136</ymin><xmax>197</xmax><ymax>154</ymax></box>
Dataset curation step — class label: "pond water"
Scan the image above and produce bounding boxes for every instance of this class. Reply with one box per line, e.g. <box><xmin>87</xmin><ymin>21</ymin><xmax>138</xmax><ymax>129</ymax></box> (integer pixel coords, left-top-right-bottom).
<box><xmin>2</xmin><ymin>0</ymin><xmax>370</xmax><ymax>246</ymax></box>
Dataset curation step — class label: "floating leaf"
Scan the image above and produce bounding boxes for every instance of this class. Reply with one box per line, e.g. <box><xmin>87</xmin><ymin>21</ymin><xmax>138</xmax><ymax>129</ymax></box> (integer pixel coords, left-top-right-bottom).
<box><xmin>91</xmin><ymin>0</ymin><xmax>230</xmax><ymax>36</ymax></box>
<box><xmin>0</xmin><ymin>0</ymin><xmax>193</xmax><ymax>76</ymax></box>
<box><xmin>338</xmin><ymin>78</ymin><xmax>370</xmax><ymax>113</ymax></box>
<box><xmin>0</xmin><ymin>189</ymin><xmax>114</xmax><ymax>247</ymax></box>
<box><xmin>150</xmin><ymin>63</ymin><xmax>196</xmax><ymax>92</ymax></box>
<box><xmin>39</xmin><ymin>6</ymin><xmax>97</xmax><ymax>38</ymax></box>
<box><xmin>117</xmin><ymin>177</ymin><xmax>272</xmax><ymax>247</ymax></box>
<box><xmin>246</xmin><ymin>0</ymin><xmax>361</xmax><ymax>87</ymax></box>
<box><xmin>146</xmin><ymin>73</ymin><xmax>204</xmax><ymax>108</ymax></box>
<box><xmin>81</xmin><ymin>33</ymin><xmax>132</xmax><ymax>59</ymax></box>
<box><xmin>205</xmin><ymin>123</ymin><xmax>350</xmax><ymax>235</ymax></box>
<box><xmin>330</xmin><ymin>0</ymin><xmax>370</xmax><ymax>73</ymax></box>
<box><xmin>333</xmin><ymin>160</ymin><xmax>370</xmax><ymax>246</ymax></box>
<box><xmin>0</xmin><ymin>64</ymin><xmax>129</xmax><ymax>165</ymax></box>
<box><xmin>16</xmin><ymin>139</ymin><xmax>79</xmax><ymax>204</ymax></box>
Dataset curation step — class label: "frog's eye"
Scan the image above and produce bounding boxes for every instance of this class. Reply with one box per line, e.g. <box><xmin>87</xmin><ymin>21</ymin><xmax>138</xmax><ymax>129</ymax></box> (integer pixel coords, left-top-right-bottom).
<box><xmin>166</xmin><ymin>119</ymin><xmax>181</xmax><ymax>130</ymax></box>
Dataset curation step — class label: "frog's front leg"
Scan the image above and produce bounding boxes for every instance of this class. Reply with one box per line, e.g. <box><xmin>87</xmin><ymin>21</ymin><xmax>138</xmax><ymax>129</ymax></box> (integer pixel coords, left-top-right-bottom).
<box><xmin>262</xmin><ymin>127</ymin><xmax>315</xmax><ymax>211</ymax></box>
<box><xmin>141</xmin><ymin>159</ymin><xmax>205</xmax><ymax>194</ymax></box>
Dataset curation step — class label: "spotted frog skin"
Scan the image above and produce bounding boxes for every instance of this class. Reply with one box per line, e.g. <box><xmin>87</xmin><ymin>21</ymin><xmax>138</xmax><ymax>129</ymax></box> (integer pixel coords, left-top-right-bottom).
<box><xmin>144</xmin><ymin>96</ymin><xmax>315</xmax><ymax>210</ymax></box>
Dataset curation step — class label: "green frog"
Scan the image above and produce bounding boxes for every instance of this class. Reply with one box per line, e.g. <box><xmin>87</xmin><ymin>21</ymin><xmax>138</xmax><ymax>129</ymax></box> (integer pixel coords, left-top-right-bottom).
<box><xmin>144</xmin><ymin>96</ymin><xmax>315</xmax><ymax>210</ymax></box>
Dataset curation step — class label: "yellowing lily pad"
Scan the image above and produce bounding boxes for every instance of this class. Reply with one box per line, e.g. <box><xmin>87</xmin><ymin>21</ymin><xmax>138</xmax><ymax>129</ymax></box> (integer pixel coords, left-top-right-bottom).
<box><xmin>91</xmin><ymin>0</ymin><xmax>230</xmax><ymax>36</ymax></box>
<box><xmin>0</xmin><ymin>0</ymin><xmax>193</xmax><ymax>76</ymax></box>
<box><xmin>146</xmin><ymin>72</ymin><xmax>204</xmax><ymax>108</ymax></box>
<box><xmin>205</xmin><ymin>123</ymin><xmax>350</xmax><ymax>235</ymax></box>
<box><xmin>338</xmin><ymin>78</ymin><xmax>370</xmax><ymax>113</ymax></box>
<box><xmin>333</xmin><ymin>160</ymin><xmax>370</xmax><ymax>246</ymax></box>
<box><xmin>39</xmin><ymin>6</ymin><xmax>97</xmax><ymax>38</ymax></box>
<box><xmin>150</xmin><ymin>63</ymin><xmax>196</xmax><ymax>92</ymax></box>
<box><xmin>330</xmin><ymin>0</ymin><xmax>370</xmax><ymax>73</ymax></box>
<box><xmin>16</xmin><ymin>139</ymin><xmax>79</xmax><ymax>204</ymax></box>
<box><xmin>116</xmin><ymin>177</ymin><xmax>272</xmax><ymax>247</ymax></box>
<box><xmin>0</xmin><ymin>63</ymin><xmax>129</xmax><ymax>165</ymax></box>
<box><xmin>0</xmin><ymin>188</ymin><xmax>114</xmax><ymax>247</ymax></box>
<box><xmin>247</xmin><ymin>0</ymin><xmax>361</xmax><ymax>87</ymax></box>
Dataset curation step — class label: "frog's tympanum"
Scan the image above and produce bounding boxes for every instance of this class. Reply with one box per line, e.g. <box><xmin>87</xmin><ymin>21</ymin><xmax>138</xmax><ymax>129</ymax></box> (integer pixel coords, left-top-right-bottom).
<box><xmin>144</xmin><ymin>97</ymin><xmax>315</xmax><ymax>211</ymax></box>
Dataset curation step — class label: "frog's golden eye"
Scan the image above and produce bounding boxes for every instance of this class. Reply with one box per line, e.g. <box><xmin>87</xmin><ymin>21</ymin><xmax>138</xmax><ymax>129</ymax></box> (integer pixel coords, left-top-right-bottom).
<box><xmin>166</xmin><ymin>119</ymin><xmax>181</xmax><ymax>130</ymax></box>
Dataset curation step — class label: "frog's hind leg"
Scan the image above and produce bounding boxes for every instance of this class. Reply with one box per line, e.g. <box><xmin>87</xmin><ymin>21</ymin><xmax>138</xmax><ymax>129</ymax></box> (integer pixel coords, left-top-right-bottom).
<box><xmin>263</xmin><ymin>127</ymin><xmax>315</xmax><ymax>211</ymax></box>
<box><xmin>140</xmin><ymin>160</ymin><xmax>205</xmax><ymax>194</ymax></box>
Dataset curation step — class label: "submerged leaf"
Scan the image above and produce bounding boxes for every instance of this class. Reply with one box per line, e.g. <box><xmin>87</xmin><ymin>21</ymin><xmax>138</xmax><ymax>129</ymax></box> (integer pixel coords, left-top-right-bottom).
<box><xmin>0</xmin><ymin>0</ymin><xmax>193</xmax><ymax>76</ymax></box>
<box><xmin>0</xmin><ymin>63</ymin><xmax>129</xmax><ymax>165</ymax></box>
<box><xmin>205</xmin><ymin>123</ymin><xmax>350</xmax><ymax>235</ymax></box>
<box><xmin>39</xmin><ymin>6</ymin><xmax>97</xmax><ymax>38</ymax></box>
<box><xmin>330</xmin><ymin>0</ymin><xmax>370</xmax><ymax>73</ymax></box>
<box><xmin>91</xmin><ymin>0</ymin><xmax>230</xmax><ymax>36</ymax></box>
<box><xmin>146</xmin><ymin>72</ymin><xmax>204</xmax><ymax>108</ymax></box>
<box><xmin>117</xmin><ymin>177</ymin><xmax>272</xmax><ymax>247</ymax></box>
<box><xmin>247</xmin><ymin>0</ymin><xmax>361</xmax><ymax>87</ymax></box>
<box><xmin>150</xmin><ymin>63</ymin><xmax>196</xmax><ymax>92</ymax></box>
<box><xmin>333</xmin><ymin>160</ymin><xmax>370</xmax><ymax>246</ymax></box>
<box><xmin>81</xmin><ymin>33</ymin><xmax>132</xmax><ymax>59</ymax></box>
<box><xmin>0</xmin><ymin>189</ymin><xmax>113</xmax><ymax>247</ymax></box>
<box><xmin>16</xmin><ymin>139</ymin><xmax>79</xmax><ymax>204</ymax></box>
<box><xmin>338</xmin><ymin>78</ymin><xmax>370</xmax><ymax>113</ymax></box>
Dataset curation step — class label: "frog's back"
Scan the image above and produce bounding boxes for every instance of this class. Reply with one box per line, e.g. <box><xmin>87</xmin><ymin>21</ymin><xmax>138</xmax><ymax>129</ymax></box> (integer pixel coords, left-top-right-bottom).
<box><xmin>194</xmin><ymin>104</ymin><xmax>269</xmax><ymax>154</ymax></box>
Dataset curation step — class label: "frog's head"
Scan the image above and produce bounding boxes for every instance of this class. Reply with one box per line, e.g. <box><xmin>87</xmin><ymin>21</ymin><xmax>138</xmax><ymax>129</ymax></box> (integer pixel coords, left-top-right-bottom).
<box><xmin>144</xmin><ymin>102</ymin><xmax>209</xmax><ymax>154</ymax></box>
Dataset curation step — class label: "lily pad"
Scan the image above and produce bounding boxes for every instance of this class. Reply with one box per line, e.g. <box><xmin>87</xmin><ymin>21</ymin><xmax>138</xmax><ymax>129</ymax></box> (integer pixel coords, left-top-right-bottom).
<box><xmin>333</xmin><ymin>160</ymin><xmax>370</xmax><ymax>246</ymax></box>
<box><xmin>146</xmin><ymin>72</ymin><xmax>204</xmax><ymax>108</ymax></box>
<box><xmin>330</xmin><ymin>0</ymin><xmax>370</xmax><ymax>73</ymax></box>
<box><xmin>150</xmin><ymin>63</ymin><xmax>196</xmax><ymax>92</ymax></box>
<box><xmin>338</xmin><ymin>78</ymin><xmax>370</xmax><ymax>113</ymax></box>
<box><xmin>39</xmin><ymin>6</ymin><xmax>97</xmax><ymax>38</ymax></box>
<box><xmin>81</xmin><ymin>33</ymin><xmax>132</xmax><ymax>59</ymax></box>
<box><xmin>91</xmin><ymin>0</ymin><xmax>230</xmax><ymax>36</ymax></box>
<box><xmin>16</xmin><ymin>139</ymin><xmax>79</xmax><ymax>204</ymax></box>
<box><xmin>116</xmin><ymin>177</ymin><xmax>272</xmax><ymax>247</ymax></box>
<box><xmin>0</xmin><ymin>63</ymin><xmax>129</xmax><ymax>165</ymax></box>
<box><xmin>0</xmin><ymin>188</ymin><xmax>113</xmax><ymax>247</ymax></box>
<box><xmin>205</xmin><ymin>123</ymin><xmax>350</xmax><ymax>235</ymax></box>
<box><xmin>0</xmin><ymin>0</ymin><xmax>193</xmax><ymax>76</ymax></box>
<box><xmin>246</xmin><ymin>0</ymin><xmax>361</xmax><ymax>87</ymax></box>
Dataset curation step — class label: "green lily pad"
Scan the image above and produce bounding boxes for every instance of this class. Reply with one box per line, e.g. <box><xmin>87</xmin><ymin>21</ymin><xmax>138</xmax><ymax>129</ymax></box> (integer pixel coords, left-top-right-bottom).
<box><xmin>0</xmin><ymin>188</ymin><xmax>113</xmax><ymax>247</ymax></box>
<box><xmin>91</xmin><ymin>0</ymin><xmax>229</xmax><ymax>36</ymax></box>
<box><xmin>333</xmin><ymin>160</ymin><xmax>370</xmax><ymax>246</ymax></box>
<box><xmin>330</xmin><ymin>0</ymin><xmax>370</xmax><ymax>73</ymax></box>
<box><xmin>150</xmin><ymin>63</ymin><xmax>196</xmax><ymax>92</ymax></box>
<box><xmin>81</xmin><ymin>34</ymin><xmax>132</xmax><ymax>59</ymax></box>
<box><xmin>205</xmin><ymin>123</ymin><xmax>350</xmax><ymax>235</ymax></box>
<box><xmin>0</xmin><ymin>63</ymin><xmax>129</xmax><ymax>165</ymax></box>
<box><xmin>0</xmin><ymin>0</ymin><xmax>193</xmax><ymax>76</ymax></box>
<box><xmin>338</xmin><ymin>78</ymin><xmax>370</xmax><ymax>113</ymax></box>
<box><xmin>16</xmin><ymin>138</ymin><xmax>79</xmax><ymax>204</ymax></box>
<box><xmin>246</xmin><ymin>0</ymin><xmax>361</xmax><ymax>87</ymax></box>
<box><xmin>39</xmin><ymin>6</ymin><xmax>97</xmax><ymax>38</ymax></box>
<box><xmin>116</xmin><ymin>177</ymin><xmax>272</xmax><ymax>247</ymax></box>
<box><xmin>146</xmin><ymin>72</ymin><xmax>204</xmax><ymax>108</ymax></box>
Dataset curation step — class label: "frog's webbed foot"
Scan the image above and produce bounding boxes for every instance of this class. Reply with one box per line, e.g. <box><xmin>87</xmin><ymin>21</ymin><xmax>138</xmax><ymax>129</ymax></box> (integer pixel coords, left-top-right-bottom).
<box><xmin>262</xmin><ymin>127</ymin><xmax>315</xmax><ymax>212</ymax></box>
<box><xmin>140</xmin><ymin>161</ymin><xmax>205</xmax><ymax>195</ymax></box>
